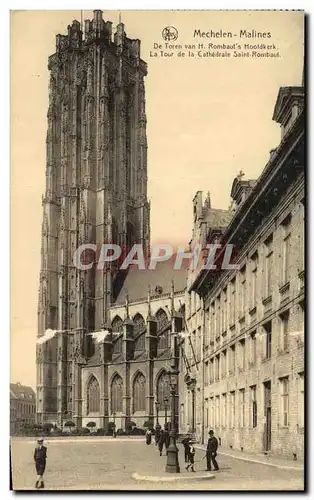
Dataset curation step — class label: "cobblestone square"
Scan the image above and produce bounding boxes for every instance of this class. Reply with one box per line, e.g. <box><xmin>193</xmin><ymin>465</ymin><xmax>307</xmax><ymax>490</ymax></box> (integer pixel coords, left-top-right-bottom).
<box><xmin>10</xmin><ymin>437</ymin><xmax>304</xmax><ymax>491</ymax></box>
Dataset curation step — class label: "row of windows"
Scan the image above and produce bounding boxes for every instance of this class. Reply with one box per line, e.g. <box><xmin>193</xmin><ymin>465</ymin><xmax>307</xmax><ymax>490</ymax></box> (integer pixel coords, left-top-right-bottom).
<box><xmin>205</xmin><ymin>374</ymin><xmax>304</xmax><ymax>430</ymax></box>
<box><xmin>200</xmin><ymin>209</ymin><xmax>304</xmax><ymax>344</ymax></box>
<box><xmin>14</xmin><ymin>403</ymin><xmax>36</xmax><ymax>415</ymax></box>
<box><xmin>203</xmin><ymin>307</ymin><xmax>304</xmax><ymax>384</ymax></box>
<box><xmin>87</xmin><ymin>370</ymin><xmax>171</xmax><ymax>415</ymax></box>
<box><xmin>112</xmin><ymin>309</ymin><xmax>170</xmax><ymax>354</ymax></box>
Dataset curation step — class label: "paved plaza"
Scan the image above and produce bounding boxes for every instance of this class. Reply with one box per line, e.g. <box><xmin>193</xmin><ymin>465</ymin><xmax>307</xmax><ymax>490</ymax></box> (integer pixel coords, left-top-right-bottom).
<box><xmin>10</xmin><ymin>437</ymin><xmax>304</xmax><ymax>491</ymax></box>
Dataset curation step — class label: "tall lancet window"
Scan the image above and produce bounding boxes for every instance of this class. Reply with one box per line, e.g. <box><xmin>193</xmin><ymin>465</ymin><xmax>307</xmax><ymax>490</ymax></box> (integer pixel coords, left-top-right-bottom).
<box><xmin>134</xmin><ymin>313</ymin><xmax>145</xmax><ymax>351</ymax></box>
<box><xmin>112</xmin><ymin>316</ymin><xmax>123</xmax><ymax>354</ymax></box>
<box><xmin>156</xmin><ymin>370</ymin><xmax>171</xmax><ymax>410</ymax></box>
<box><xmin>111</xmin><ymin>374</ymin><xmax>123</xmax><ymax>413</ymax></box>
<box><xmin>133</xmin><ymin>372</ymin><xmax>146</xmax><ymax>412</ymax></box>
<box><xmin>87</xmin><ymin>376</ymin><xmax>100</xmax><ymax>414</ymax></box>
<box><xmin>156</xmin><ymin>309</ymin><xmax>169</xmax><ymax>349</ymax></box>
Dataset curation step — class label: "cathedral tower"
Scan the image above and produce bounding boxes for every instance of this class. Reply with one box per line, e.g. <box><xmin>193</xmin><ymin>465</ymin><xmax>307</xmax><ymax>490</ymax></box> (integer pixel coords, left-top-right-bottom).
<box><xmin>37</xmin><ymin>11</ymin><xmax>150</xmax><ymax>424</ymax></box>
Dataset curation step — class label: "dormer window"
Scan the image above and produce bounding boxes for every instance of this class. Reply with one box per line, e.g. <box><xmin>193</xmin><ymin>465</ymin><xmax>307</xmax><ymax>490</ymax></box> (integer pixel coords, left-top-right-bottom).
<box><xmin>273</xmin><ymin>86</ymin><xmax>304</xmax><ymax>140</ymax></box>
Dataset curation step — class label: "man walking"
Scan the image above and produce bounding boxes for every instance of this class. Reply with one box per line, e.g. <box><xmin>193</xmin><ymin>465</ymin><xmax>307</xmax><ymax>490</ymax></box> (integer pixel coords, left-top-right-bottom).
<box><xmin>155</xmin><ymin>423</ymin><xmax>161</xmax><ymax>446</ymax></box>
<box><xmin>34</xmin><ymin>437</ymin><xmax>47</xmax><ymax>489</ymax></box>
<box><xmin>206</xmin><ymin>430</ymin><xmax>219</xmax><ymax>471</ymax></box>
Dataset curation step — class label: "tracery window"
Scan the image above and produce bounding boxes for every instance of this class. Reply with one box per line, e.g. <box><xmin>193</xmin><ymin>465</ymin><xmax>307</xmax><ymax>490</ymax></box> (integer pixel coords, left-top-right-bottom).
<box><xmin>113</xmin><ymin>335</ymin><xmax>123</xmax><ymax>354</ymax></box>
<box><xmin>156</xmin><ymin>309</ymin><xmax>168</xmax><ymax>330</ymax></box>
<box><xmin>133</xmin><ymin>372</ymin><xmax>146</xmax><ymax>412</ymax></box>
<box><xmin>156</xmin><ymin>370</ymin><xmax>171</xmax><ymax>410</ymax></box>
<box><xmin>112</xmin><ymin>315</ymin><xmax>123</xmax><ymax>333</ymax></box>
<box><xmin>112</xmin><ymin>316</ymin><xmax>123</xmax><ymax>354</ymax></box>
<box><xmin>111</xmin><ymin>374</ymin><xmax>123</xmax><ymax>413</ymax></box>
<box><xmin>87</xmin><ymin>375</ymin><xmax>100</xmax><ymax>414</ymax></box>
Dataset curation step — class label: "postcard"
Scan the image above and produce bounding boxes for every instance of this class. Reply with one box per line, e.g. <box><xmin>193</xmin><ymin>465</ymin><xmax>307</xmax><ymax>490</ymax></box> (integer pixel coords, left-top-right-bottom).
<box><xmin>10</xmin><ymin>9</ymin><xmax>305</xmax><ymax>491</ymax></box>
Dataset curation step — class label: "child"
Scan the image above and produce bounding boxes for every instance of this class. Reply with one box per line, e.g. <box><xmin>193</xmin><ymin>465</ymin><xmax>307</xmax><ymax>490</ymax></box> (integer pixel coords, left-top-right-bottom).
<box><xmin>185</xmin><ymin>439</ymin><xmax>196</xmax><ymax>472</ymax></box>
<box><xmin>34</xmin><ymin>437</ymin><xmax>47</xmax><ymax>489</ymax></box>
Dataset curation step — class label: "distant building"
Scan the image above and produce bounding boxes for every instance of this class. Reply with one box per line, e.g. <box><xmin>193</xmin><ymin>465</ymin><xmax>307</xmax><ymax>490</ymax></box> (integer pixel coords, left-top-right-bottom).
<box><xmin>181</xmin><ymin>83</ymin><xmax>304</xmax><ymax>458</ymax></box>
<box><xmin>10</xmin><ymin>383</ymin><xmax>36</xmax><ymax>435</ymax></box>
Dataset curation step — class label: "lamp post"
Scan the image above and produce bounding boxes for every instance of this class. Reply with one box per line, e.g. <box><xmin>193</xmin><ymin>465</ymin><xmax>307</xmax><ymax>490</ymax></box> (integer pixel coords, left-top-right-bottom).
<box><xmin>165</xmin><ymin>369</ymin><xmax>180</xmax><ymax>473</ymax></box>
<box><xmin>155</xmin><ymin>401</ymin><xmax>160</xmax><ymax>425</ymax></box>
<box><xmin>164</xmin><ymin>397</ymin><xmax>169</xmax><ymax>427</ymax></box>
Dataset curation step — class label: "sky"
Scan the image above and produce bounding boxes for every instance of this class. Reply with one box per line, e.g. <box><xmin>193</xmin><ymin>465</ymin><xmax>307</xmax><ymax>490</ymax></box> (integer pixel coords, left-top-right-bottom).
<box><xmin>10</xmin><ymin>10</ymin><xmax>304</xmax><ymax>388</ymax></box>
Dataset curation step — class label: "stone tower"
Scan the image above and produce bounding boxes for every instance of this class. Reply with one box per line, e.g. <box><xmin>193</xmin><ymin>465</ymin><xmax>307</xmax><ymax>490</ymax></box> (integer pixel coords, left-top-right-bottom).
<box><xmin>36</xmin><ymin>10</ymin><xmax>150</xmax><ymax>424</ymax></box>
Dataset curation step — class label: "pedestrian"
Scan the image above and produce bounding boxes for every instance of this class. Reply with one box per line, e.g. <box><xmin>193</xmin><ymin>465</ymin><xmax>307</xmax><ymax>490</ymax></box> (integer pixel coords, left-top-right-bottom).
<box><xmin>34</xmin><ymin>437</ymin><xmax>47</xmax><ymax>489</ymax></box>
<box><xmin>145</xmin><ymin>428</ymin><xmax>152</xmax><ymax>445</ymax></box>
<box><xmin>206</xmin><ymin>429</ymin><xmax>219</xmax><ymax>471</ymax></box>
<box><xmin>185</xmin><ymin>438</ymin><xmax>196</xmax><ymax>472</ymax></box>
<box><xmin>158</xmin><ymin>428</ymin><xmax>165</xmax><ymax>456</ymax></box>
<box><xmin>155</xmin><ymin>423</ymin><xmax>161</xmax><ymax>446</ymax></box>
<box><xmin>182</xmin><ymin>436</ymin><xmax>190</xmax><ymax>463</ymax></box>
<box><xmin>164</xmin><ymin>424</ymin><xmax>170</xmax><ymax>449</ymax></box>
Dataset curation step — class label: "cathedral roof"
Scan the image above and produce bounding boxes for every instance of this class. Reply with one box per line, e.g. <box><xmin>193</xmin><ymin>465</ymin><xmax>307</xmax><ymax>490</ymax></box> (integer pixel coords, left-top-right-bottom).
<box><xmin>114</xmin><ymin>260</ymin><xmax>187</xmax><ymax>305</ymax></box>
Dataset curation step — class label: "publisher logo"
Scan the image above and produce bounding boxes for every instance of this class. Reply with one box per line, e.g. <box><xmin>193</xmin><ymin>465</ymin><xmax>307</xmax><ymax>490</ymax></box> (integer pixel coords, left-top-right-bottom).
<box><xmin>162</xmin><ymin>26</ymin><xmax>178</xmax><ymax>42</ymax></box>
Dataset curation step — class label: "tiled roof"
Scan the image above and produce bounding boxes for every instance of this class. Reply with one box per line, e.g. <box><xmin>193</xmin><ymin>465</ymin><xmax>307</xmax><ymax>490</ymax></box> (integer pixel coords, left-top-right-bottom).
<box><xmin>10</xmin><ymin>383</ymin><xmax>35</xmax><ymax>400</ymax></box>
<box><xmin>114</xmin><ymin>260</ymin><xmax>187</xmax><ymax>305</ymax></box>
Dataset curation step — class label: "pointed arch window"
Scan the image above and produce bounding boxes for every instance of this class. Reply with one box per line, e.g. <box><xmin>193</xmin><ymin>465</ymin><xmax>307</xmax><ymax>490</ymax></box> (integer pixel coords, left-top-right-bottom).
<box><xmin>156</xmin><ymin>309</ymin><xmax>170</xmax><ymax>349</ymax></box>
<box><xmin>113</xmin><ymin>335</ymin><xmax>123</xmax><ymax>354</ymax></box>
<box><xmin>156</xmin><ymin>371</ymin><xmax>171</xmax><ymax>410</ymax></box>
<box><xmin>156</xmin><ymin>309</ymin><xmax>168</xmax><ymax>331</ymax></box>
<box><xmin>112</xmin><ymin>316</ymin><xmax>123</xmax><ymax>354</ymax></box>
<box><xmin>87</xmin><ymin>376</ymin><xmax>100</xmax><ymax>414</ymax></box>
<box><xmin>112</xmin><ymin>315</ymin><xmax>123</xmax><ymax>334</ymax></box>
<box><xmin>111</xmin><ymin>374</ymin><xmax>123</xmax><ymax>413</ymax></box>
<box><xmin>133</xmin><ymin>372</ymin><xmax>146</xmax><ymax>412</ymax></box>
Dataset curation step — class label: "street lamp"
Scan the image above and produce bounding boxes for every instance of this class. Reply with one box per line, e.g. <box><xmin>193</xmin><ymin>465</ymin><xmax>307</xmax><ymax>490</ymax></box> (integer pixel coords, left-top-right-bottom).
<box><xmin>165</xmin><ymin>369</ymin><xmax>180</xmax><ymax>473</ymax></box>
<box><xmin>189</xmin><ymin>378</ymin><xmax>196</xmax><ymax>434</ymax></box>
<box><xmin>164</xmin><ymin>397</ymin><xmax>169</xmax><ymax>427</ymax></box>
<box><xmin>155</xmin><ymin>400</ymin><xmax>160</xmax><ymax>425</ymax></box>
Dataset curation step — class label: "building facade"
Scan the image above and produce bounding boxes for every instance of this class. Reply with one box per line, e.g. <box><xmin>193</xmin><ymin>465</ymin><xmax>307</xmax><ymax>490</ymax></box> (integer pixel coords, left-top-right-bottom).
<box><xmin>36</xmin><ymin>11</ymin><xmax>186</xmax><ymax>430</ymax></box>
<box><xmin>10</xmin><ymin>383</ymin><xmax>36</xmax><ymax>435</ymax></box>
<box><xmin>182</xmin><ymin>84</ymin><xmax>304</xmax><ymax>458</ymax></box>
